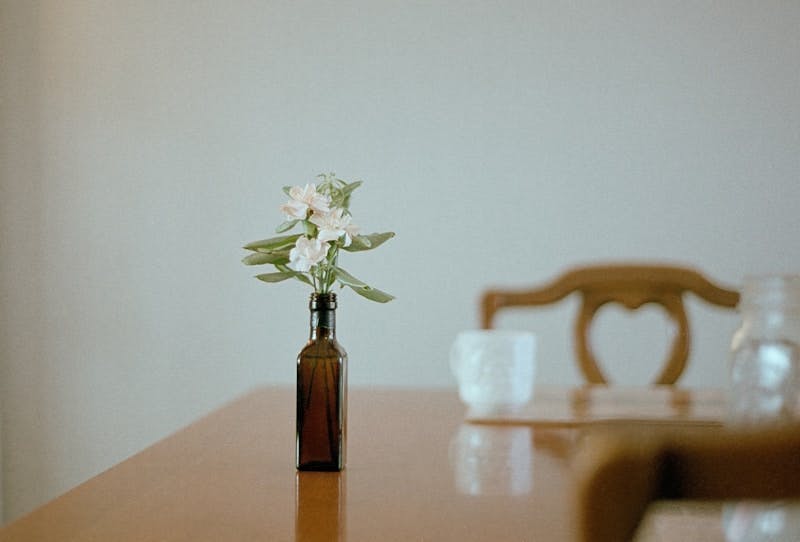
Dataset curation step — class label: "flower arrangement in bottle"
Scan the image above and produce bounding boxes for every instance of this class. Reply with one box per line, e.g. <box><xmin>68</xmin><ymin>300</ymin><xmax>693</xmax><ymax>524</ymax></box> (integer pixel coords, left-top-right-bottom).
<box><xmin>242</xmin><ymin>173</ymin><xmax>394</xmax><ymax>302</ymax></box>
<box><xmin>242</xmin><ymin>173</ymin><xmax>393</xmax><ymax>471</ymax></box>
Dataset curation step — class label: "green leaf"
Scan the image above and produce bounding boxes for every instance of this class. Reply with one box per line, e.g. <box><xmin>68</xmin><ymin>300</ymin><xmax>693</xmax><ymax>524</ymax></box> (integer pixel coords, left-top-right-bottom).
<box><xmin>244</xmin><ymin>233</ymin><xmax>301</xmax><ymax>252</ymax></box>
<box><xmin>256</xmin><ymin>269</ymin><xmax>313</xmax><ymax>286</ymax></box>
<box><xmin>334</xmin><ymin>266</ymin><xmax>394</xmax><ymax>303</ymax></box>
<box><xmin>342</xmin><ymin>180</ymin><xmax>363</xmax><ymax>195</ymax></box>
<box><xmin>334</xmin><ymin>266</ymin><xmax>366</xmax><ymax>287</ymax></box>
<box><xmin>342</xmin><ymin>232</ymin><xmax>395</xmax><ymax>252</ymax></box>
<box><xmin>338</xmin><ymin>180</ymin><xmax>362</xmax><ymax>209</ymax></box>
<box><xmin>275</xmin><ymin>219</ymin><xmax>300</xmax><ymax>233</ymax></box>
<box><xmin>282</xmin><ymin>186</ymin><xmax>293</xmax><ymax>197</ymax></box>
<box><xmin>242</xmin><ymin>251</ymin><xmax>290</xmax><ymax>266</ymax></box>
<box><xmin>276</xmin><ymin>264</ymin><xmax>313</xmax><ymax>286</ymax></box>
<box><xmin>346</xmin><ymin>283</ymin><xmax>395</xmax><ymax>303</ymax></box>
<box><xmin>255</xmin><ymin>272</ymin><xmax>296</xmax><ymax>283</ymax></box>
<box><xmin>303</xmin><ymin>221</ymin><xmax>317</xmax><ymax>237</ymax></box>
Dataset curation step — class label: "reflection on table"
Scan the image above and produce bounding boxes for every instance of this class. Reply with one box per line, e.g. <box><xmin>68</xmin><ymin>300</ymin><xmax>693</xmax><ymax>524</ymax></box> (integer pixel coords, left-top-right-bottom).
<box><xmin>450</xmin><ymin>424</ymin><xmax>533</xmax><ymax>496</ymax></box>
<box><xmin>0</xmin><ymin>386</ymin><xmax>772</xmax><ymax>541</ymax></box>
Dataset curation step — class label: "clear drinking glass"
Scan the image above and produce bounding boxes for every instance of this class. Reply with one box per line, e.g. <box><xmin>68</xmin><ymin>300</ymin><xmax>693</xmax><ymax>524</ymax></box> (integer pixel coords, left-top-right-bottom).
<box><xmin>449</xmin><ymin>329</ymin><xmax>537</xmax><ymax>415</ymax></box>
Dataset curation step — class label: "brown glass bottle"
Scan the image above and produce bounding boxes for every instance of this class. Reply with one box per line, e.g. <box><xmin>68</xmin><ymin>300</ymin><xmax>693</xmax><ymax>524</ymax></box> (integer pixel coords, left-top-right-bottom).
<box><xmin>296</xmin><ymin>293</ymin><xmax>347</xmax><ymax>471</ymax></box>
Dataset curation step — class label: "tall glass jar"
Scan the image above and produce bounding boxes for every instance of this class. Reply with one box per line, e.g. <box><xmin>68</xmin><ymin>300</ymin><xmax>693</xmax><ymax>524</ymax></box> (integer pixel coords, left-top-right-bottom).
<box><xmin>728</xmin><ymin>275</ymin><xmax>800</xmax><ymax>426</ymax></box>
<box><xmin>296</xmin><ymin>293</ymin><xmax>348</xmax><ymax>471</ymax></box>
<box><xmin>724</xmin><ymin>275</ymin><xmax>800</xmax><ymax>542</ymax></box>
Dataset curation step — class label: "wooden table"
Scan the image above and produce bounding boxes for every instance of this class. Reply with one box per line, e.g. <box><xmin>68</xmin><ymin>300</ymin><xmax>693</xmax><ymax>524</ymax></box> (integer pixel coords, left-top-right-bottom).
<box><xmin>0</xmin><ymin>386</ymin><xmax>726</xmax><ymax>541</ymax></box>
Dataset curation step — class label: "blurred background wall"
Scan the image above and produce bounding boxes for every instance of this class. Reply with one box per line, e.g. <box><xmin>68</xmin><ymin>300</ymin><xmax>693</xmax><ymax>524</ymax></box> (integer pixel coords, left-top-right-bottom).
<box><xmin>1</xmin><ymin>0</ymin><xmax>798</xmax><ymax>523</ymax></box>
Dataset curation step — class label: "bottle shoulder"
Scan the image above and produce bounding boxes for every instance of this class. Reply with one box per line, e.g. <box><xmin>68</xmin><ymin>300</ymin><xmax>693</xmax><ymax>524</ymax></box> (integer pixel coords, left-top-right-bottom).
<box><xmin>299</xmin><ymin>338</ymin><xmax>348</xmax><ymax>360</ymax></box>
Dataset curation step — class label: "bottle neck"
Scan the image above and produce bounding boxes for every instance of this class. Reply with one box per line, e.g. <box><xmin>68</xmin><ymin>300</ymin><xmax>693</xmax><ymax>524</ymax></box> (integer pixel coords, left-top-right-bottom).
<box><xmin>309</xmin><ymin>293</ymin><xmax>337</xmax><ymax>341</ymax></box>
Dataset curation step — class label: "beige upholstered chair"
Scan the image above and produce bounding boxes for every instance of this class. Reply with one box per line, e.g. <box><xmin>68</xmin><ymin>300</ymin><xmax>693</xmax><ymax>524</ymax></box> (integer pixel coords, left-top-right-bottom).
<box><xmin>480</xmin><ymin>264</ymin><xmax>739</xmax><ymax>384</ymax></box>
<box><xmin>572</xmin><ymin>423</ymin><xmax>800</xmax><ymax>542</ymax></box>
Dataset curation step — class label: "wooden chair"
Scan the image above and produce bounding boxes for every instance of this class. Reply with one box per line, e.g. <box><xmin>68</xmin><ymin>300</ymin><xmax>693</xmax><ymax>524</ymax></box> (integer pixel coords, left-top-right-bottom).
<box><xmin>573</xmin><ymin>423</ymin><xmax>800</xmax><ymax>542</ymax></box>
<box><xmin>480</xmin><ymin>264</ymin><xmax>740</xmax><ymax>385</ymax></box>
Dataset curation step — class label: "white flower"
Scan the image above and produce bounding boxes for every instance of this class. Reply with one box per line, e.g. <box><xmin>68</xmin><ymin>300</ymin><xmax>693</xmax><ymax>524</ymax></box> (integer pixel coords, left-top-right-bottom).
<box><xmin>310</xmin><ymin>208</ymin><xmax>359</xmax><ymax>247</ymax></box>
<box><xmin>279</xmin><ymin>184</ymin><xmax>331</xmax><ymax>219</ymax></box>
<box><xmin>288</xmin><ymin>236</ymin><xmax>330</xmax><ymax>272</ymax></box>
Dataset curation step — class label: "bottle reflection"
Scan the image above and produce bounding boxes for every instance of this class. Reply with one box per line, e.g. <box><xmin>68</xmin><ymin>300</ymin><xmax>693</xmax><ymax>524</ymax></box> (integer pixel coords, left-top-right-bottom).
<box><xmin>295</xmin><ymin>471</ymin><xmax>345</xmax><ymax>541</ymax></box>
<box><xmin>449</xmin><ymin>424</ymin><xmax>533</xmax><ymax>496</ymax></box>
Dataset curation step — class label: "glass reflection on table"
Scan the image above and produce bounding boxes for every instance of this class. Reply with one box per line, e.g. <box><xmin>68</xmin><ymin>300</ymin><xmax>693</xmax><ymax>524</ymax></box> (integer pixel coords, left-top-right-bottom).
<box><xmin>449</xmin><ymin>424</ymin><xmax>533</xmax><ymax>497</ymax></box>
<box><xmin>723</xmin><ymin>502</ymin><xmax>800</xmax><ymax>542</ymax></box>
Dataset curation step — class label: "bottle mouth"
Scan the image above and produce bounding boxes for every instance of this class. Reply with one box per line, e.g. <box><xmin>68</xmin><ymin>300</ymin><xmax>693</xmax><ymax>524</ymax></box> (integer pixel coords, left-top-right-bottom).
<box><xmin>310</xmin><ymin>292</ymin><xmax>338</xmax><ymax>309</ymax></box>
<box><xmin>742</xmin><ymin>274</ymin><xmax>800</xmax><ymax>309</ymax></box>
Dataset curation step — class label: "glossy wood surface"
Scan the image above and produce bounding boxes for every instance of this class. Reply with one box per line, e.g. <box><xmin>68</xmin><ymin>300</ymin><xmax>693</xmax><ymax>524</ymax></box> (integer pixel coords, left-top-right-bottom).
<box><xmin>0</xmin><ymin>387</ymin><xmax>724</xmax><ymax>541</ymax></box>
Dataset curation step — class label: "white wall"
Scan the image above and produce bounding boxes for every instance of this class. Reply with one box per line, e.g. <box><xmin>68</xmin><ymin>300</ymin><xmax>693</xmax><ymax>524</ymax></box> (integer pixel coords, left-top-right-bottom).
<box><xmin>1</xmin><ymin>0</ymin><xmax>798</xmax><ymax>523</ymax></box>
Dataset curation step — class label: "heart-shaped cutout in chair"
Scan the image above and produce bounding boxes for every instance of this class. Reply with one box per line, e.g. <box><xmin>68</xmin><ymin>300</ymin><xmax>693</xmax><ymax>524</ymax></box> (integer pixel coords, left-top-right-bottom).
<box><xmin>480</xmin><ymin>264</ymin><xmax>739</xmax><ymax>385</ymax></box>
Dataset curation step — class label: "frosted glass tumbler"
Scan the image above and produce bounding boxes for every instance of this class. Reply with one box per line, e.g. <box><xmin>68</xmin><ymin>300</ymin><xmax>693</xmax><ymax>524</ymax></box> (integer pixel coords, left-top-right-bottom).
<box><xmin>450</xmin><ymin>330</ymin><xmax>537</xmax><ymax>414</ymax></box>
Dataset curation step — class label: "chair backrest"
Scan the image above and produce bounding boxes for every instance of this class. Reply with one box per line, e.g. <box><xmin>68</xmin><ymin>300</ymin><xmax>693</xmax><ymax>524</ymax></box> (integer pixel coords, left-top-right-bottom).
<box><xmin>573</xmin><ymin>424</ymin><xmax>800</xmax><ymax>542</ymax></box>
<box><xmin>480</xmin><ymin>264</ymin><xmax>740</xmax><ymax>384</ymax></box>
